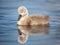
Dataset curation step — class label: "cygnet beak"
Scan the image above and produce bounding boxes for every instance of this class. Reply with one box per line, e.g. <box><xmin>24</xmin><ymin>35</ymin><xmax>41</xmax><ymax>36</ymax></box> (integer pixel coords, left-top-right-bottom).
<box><xmin>18</xmin><ymin>14</ymin><xmax>22</xmax><ymax>21</ymax></box>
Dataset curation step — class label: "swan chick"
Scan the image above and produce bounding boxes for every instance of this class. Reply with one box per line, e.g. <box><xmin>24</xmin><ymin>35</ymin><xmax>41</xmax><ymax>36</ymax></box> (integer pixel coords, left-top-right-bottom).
<box><xmin>17</xmin><ymin>6</ymin><xmax>50</xmax><ymax>26</ymax></box>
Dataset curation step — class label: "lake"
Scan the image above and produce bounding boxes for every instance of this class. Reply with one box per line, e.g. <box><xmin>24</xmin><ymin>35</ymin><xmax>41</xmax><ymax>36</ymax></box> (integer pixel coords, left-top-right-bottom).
<box><xmin>0</xmin><ymin>0</ymin><xmax>60</xmax><ymax>45</ymax></box>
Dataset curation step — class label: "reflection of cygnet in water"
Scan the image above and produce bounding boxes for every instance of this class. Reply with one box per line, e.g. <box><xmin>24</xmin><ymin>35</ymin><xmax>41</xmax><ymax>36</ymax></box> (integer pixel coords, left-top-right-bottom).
<box><xmin>29</xmin><ymin>26</ymin><xmax>49</xmax><ymax>35</ymax></box>
<box><xmin>17</xmin><ymin>6</ymin><xmax>50</xmax><ymax>25</ymax></box>
<box><xmin>17</xmin><ymin>25</ymin><xmax>49</xmax><ymax>44</ymax></box>
<box><xmin>17</xmin><ymin>26</ymin><xmax>28</xmax><ymax>44</ymax></box>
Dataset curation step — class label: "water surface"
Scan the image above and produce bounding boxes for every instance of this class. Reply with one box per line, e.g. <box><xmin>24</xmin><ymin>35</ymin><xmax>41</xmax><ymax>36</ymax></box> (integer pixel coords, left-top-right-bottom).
<box><xmin>0</xmin><ymin>0</ymin><xmax>60</xmax><ymax>45</ymax></box>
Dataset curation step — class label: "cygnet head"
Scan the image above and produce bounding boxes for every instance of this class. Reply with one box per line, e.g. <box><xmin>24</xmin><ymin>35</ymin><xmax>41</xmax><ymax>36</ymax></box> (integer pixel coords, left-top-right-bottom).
<box><xmin>18</xmin><ymin>6</ymin><xmax>28</xmax><ymax>17</ymax></box>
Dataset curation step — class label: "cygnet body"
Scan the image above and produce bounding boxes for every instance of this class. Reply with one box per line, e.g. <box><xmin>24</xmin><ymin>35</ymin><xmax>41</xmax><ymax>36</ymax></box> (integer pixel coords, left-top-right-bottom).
<box><xmin>17</xmin><ymin>6</ymin><xmax>50</xmax><ymax>25</ymax></box>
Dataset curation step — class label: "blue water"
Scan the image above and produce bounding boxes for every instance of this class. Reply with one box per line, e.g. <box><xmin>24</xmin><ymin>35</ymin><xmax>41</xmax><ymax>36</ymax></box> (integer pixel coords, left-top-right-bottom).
<box><xmin>0</xmin><ymin>0</ymin><xmax>60</xmax><ymax>45</ymax></box>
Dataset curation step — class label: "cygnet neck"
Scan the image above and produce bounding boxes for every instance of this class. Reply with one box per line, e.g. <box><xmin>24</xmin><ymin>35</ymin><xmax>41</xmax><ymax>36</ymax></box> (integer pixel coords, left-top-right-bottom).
<box><xmin>18</xmin><ymin>14</ymin><xmax>28</xmax><ymax>21</ymax></box>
